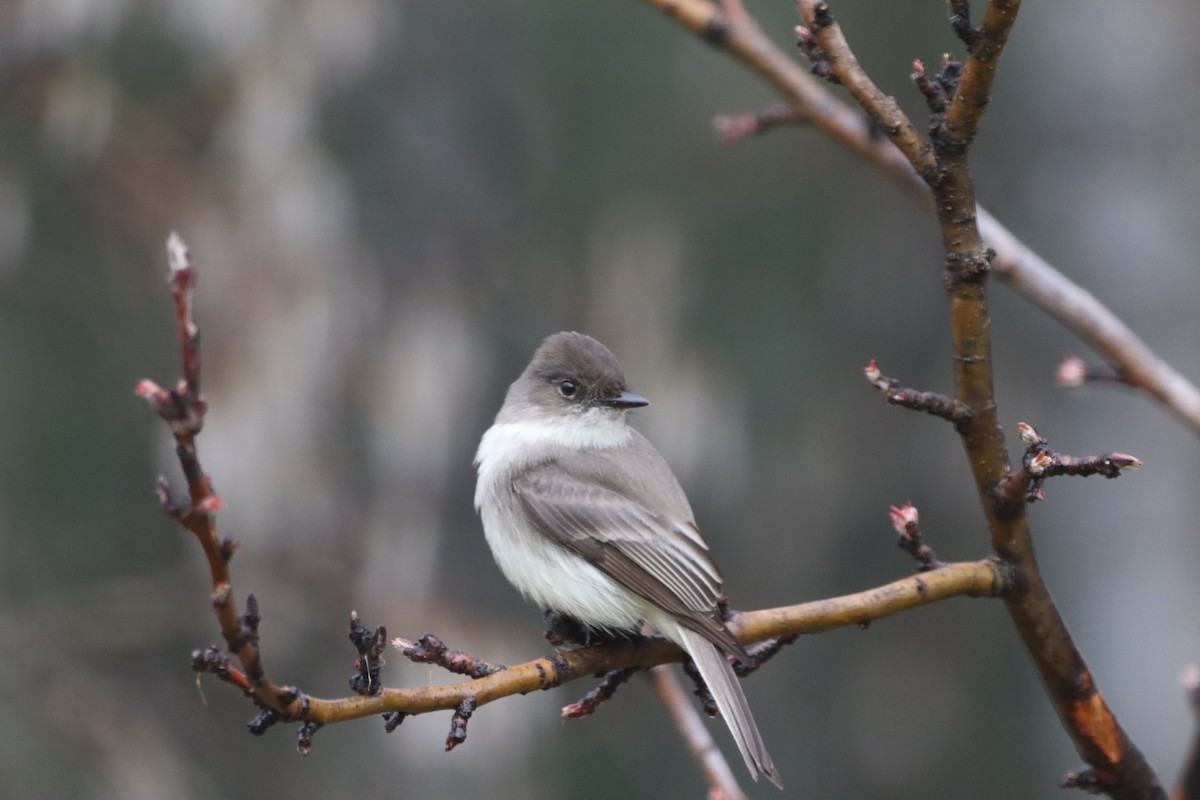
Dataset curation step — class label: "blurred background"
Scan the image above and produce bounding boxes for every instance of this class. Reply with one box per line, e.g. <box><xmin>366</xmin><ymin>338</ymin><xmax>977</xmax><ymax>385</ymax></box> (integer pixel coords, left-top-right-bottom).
<box><xmin>2</xmin><ymin>0</ymin><xmax>1198</xmax><ymax>797</ymax></box>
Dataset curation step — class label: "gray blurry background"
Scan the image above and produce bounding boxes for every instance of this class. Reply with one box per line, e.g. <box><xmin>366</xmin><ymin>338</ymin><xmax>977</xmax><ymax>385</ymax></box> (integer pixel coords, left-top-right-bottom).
<box><xmin>2</xmin><ymin>1</ymin><xmax>1198</xmax><ymax>798</ymax></box>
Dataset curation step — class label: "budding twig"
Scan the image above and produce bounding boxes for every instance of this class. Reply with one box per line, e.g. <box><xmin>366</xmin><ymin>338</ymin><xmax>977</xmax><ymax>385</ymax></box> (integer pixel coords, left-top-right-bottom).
<box><xmin>1056</xmin><ymin>353</ymin><xmax>1128</xmax><ymax>388</ymax></box>
<box><xmin>996</xmin><ymin>422</ymin><xmax>1143</xmax><ymax>506</ymax></box>
<box><xmin>864</xmin><ymin>360</ymin><xmax>972</xmax><ymax>429</ymax></box>
<box><xmin>391</xmin><ymin>633</ymin><xmax>506</xmax><ymax>679</ymax></box>
<box><xmin>348</xmin><ymin>611</ymin><xmax>388</xmax><ymax>697</ymax></box>
<box><xmin>888</xmin><ymin>504</ymin><xmax>943</xmax><ymax>572</ymax></box>
<box><xmin>713</xmin><ymin>104</ymin><xmax>809</xmax><ymax>144</ymax></box>
<box><xmin>561</xmin><ymin>667</ymin><xmax>640</xmax><ymax>718</ymax></box>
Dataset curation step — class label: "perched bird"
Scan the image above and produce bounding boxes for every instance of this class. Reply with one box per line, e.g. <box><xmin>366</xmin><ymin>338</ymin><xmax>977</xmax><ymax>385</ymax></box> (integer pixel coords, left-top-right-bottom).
<box><xmin>474</xmin><ymin>331</ymin><xmax>780</xmax><ymax>787</ymax></box>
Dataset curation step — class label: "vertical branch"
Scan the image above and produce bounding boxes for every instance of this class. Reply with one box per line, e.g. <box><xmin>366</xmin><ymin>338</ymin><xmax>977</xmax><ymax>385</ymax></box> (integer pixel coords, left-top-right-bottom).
<box><xmin>138</xmin><ymin>233</ymin><xmax>304</xmax><ymax>727</ymax></box>
<box><xmin>790</xmin><ymin>0</ymin><xmax>1164</xmax><ymax>795</ymax></box>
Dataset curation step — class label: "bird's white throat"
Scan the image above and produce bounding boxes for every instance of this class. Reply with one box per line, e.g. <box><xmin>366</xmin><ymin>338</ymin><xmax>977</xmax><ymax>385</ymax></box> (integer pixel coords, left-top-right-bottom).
<box><xmin>473</xmin><ymin>408</ymin><xmax>632</xmax><ymax>509</ymax></box>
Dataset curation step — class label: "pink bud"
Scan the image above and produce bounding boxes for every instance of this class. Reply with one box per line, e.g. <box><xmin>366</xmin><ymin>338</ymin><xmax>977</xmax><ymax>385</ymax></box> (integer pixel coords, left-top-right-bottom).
<box><xmin>912</xmin><ymin>58</ymin><xmax>925</xmax><ymax>77</ymax></box>
<box><xmin>864</xmin><ymin>359</ymin><xmax>882</xmax><ymax>385</ymax></box>
<box><xmin>1055</xmin><ymin>354</ymin><xmax>1087</xmax><ymax>388</ymax></box>
<box><xmin>712</xmin><ymin>114</ymin><xmax>755</xmax><ymax>144</ymax></box>
<box><xmin>1028</xmin><ymin>451</ymin><xmax>1054</xmax><ymax>476</ymax></box>
<box><xmin>1017</xmin><ymin>422</ymin><xmax>1041</xmax><ymax>447</ymax></box>
<box><xmin>198</xmin><ymin>494</ymin><xmax>226</xmax><ymax>513</ymax></box>
<box><xmin>134</xmin><ymin>379</ymin><xmax>173</xmax><ymax>410</ymax></box>
<box><xmin>1109</xmin><ymin>453</ymin><xmax>1143</xmax><ymax>470</ymax></box>
<box><xmin>888</xmin><ymin>503</ymin><xmax>919</xmax><ymax>537</ymax></box>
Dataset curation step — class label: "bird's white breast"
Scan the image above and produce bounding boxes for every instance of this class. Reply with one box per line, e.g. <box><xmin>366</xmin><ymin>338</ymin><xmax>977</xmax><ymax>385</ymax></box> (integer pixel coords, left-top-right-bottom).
<box><xmin>473</xmin><ymin>410</ymin><xmax>647</xmax><ymax>630</ymax></box>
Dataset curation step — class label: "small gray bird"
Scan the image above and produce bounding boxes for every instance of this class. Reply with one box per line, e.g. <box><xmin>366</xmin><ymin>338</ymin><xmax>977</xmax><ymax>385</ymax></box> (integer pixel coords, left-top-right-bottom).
<box><xmin>474</xmin><ymin>331</ymin><xmax>780</xmax><ymax>787</ymax></box>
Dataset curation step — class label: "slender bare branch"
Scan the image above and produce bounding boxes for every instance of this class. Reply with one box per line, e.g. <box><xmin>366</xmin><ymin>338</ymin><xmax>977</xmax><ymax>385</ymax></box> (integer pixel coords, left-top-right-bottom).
<box><xmin>650</xmin><ymin>665</ymin><xmax>748</xmax><ymax>800</ymax></box>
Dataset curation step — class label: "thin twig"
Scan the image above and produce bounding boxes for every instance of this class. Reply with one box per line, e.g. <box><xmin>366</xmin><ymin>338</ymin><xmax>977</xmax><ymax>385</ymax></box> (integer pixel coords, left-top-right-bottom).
<box><xmin>794</xmin><ymin>1</ymin><xmax>936</xmax><ymax>180</ymax></box>
<box><xmin>650</xmin><ymin>665</ymin><xmax>748</xmax><ymax>800</ymax></box>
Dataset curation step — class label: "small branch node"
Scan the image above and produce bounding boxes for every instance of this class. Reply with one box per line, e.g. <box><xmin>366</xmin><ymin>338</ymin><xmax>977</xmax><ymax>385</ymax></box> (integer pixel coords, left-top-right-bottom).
<box><xmin>1060</xmin><ymin>767</ymin><xmax>1106</xmax><ymax>795</ymax></box>
<box><xmin>943</xmin><ymin>249</ymin><xmax>991</xmax><ymax>286</ymax></box>
<box><xmin>218</xmin><ymin>537</ymin><xmax>240</xmax><ymax>563</ymax></box>
<box><xmin>794</xmin><ymin>26</ymin><xmax>838</xmax><ymax>84</ymax></box>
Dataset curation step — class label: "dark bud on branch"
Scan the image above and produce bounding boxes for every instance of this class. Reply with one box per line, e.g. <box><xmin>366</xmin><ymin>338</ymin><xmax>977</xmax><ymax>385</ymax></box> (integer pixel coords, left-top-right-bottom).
<box><xmin>247</xmin><ymin>709</ymin><xmax>281</xmax><ymax>736</ymax></box>
<box><xmin>296</xmin><ymin>721</ymin><xmax>323</xmax><ymax>755</ymax></box>
<box><xmin>795</xmin><ymin>26</ymin><xmax>838</xmax><ymax>84</ymax></box>
<box><xmin>445</xmin><ymin>697</ymin><xmax>477</xmax><ymax>751</ymax></box>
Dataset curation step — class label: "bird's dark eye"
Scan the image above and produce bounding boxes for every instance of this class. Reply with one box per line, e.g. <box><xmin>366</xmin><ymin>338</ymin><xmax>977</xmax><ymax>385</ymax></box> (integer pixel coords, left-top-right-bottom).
<box><xmin>558</xmin><ymin>379</ymin><xmax>578</xmax><ymax>398</ymax></box>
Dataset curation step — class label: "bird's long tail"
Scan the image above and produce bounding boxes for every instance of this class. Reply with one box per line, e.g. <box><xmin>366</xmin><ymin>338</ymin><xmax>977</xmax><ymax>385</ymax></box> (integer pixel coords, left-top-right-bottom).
<box><xmin>677</xmin><ymin>627</ymin><xmax>782</xmax><ymax>789</ymax></box>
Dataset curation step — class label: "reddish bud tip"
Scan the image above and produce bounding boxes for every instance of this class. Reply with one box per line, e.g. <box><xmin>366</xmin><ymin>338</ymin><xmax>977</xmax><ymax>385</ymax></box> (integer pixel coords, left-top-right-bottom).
<box><xmin>1017</xmin><ymin>422</ymin><xmax>1041</xmax><ymax>447</ymax></box>
<box><xmin>864</xmin><ymin>359</ymin><xmax>882</xmax><ymax>384</ymax></box>
<box><xmin>198</xmin><ymin>494</ymin><xmax>226</xmax><ymax>513</ymax></box>
<box><xmin>912</xmin><ymin>58</ymin><xmax>925</xmax><ymax>76</ymax></box>
<box><xmin>795</xmin><ymin>25</ymin><xmax>811</xmax><ymax>42</ymax></box>
<box><xmin>1055</xmin><ymin>354</ymin><xmax>1087</xmax><ymax>388</ymax></box>
<box><xmin>1028</xmin><ymin>451</ymin><xmax>1054</xmax><ymax>476</ymax></box>
<box><xmin>390</xmin><ymin>637</ymin><xmax>414</xmax><ymax>651</ymax></box>
<box><xmin>167</xmin><ymin>231</ymin><xmax>192</xmax><ymax>274</ymax></box>
<box><xmin>888</xmin><ymin>503</ymin><xmax>919</xmax><ymax>537</ymax></box>
<box><xmin>712</xmin><ymin>114</ymin><xmax>755</xmax><ymax>144</ymax></box>
<box><xmin>1109</xmin><ymin>453</ymin><xmax>1143</xmax><ymax>470</ymax></box>
<box><xmin>561</xmin><ymin>703</ymin><xmax>585</xmax><ymax>719</ymax></box>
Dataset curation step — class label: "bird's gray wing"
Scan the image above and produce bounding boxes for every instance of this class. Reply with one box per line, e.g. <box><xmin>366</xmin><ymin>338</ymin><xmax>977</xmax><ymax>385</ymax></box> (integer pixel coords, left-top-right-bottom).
<box><xmin>515</xmin><ymin>463</ymin><xmax>745</xmax><ymax>658</ymax></box>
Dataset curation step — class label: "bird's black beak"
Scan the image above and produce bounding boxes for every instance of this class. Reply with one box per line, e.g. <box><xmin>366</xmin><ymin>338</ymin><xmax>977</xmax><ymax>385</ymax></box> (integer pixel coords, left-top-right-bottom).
<box><xmin>601</xmin><ymin>390</ymin><xmax>650</xmax><ymax>409</ymax></box>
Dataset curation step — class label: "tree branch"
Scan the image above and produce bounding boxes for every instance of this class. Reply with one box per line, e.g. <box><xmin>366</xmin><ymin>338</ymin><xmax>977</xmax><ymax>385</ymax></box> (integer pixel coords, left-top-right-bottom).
<box><xmin>778</xmin><ymin>2</ymin><xmax>1163</xmax><ymax>796</ymax></box>
<box><xmin>640</xmin><ymin>0</ymin><xmax>1200</xmax><ymax>435</ymax></box>
<box><xmin>278</xmin><ymin>561</ymin><xmax>1004</xmax><ymax>727</ymax></box>
<box><xmin>650</xmin><ymin>665</ymin><xmax>748</xmax><ymax>800</ymax></box>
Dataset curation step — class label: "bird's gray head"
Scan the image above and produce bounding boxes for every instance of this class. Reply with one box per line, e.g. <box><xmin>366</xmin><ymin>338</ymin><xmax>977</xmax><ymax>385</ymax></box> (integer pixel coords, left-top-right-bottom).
<box><xmin>499</xmin><ymin>332</ymin><xmax>649</xmax><ymax>422</ymax></box>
